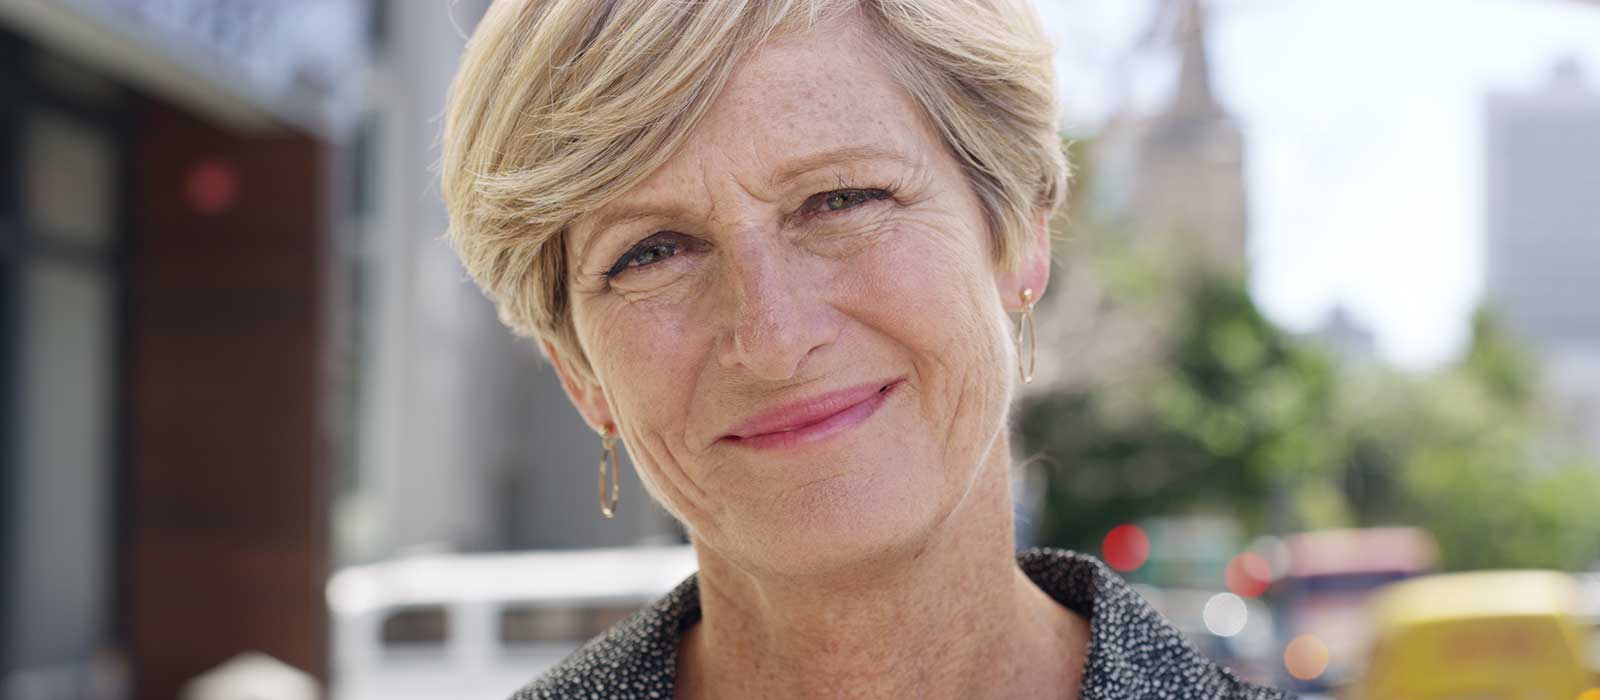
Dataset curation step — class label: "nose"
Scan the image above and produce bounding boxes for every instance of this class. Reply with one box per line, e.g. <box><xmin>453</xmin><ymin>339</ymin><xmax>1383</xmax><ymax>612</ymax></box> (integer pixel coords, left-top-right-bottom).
<box><xmin>716</xmin><ymin>237</ymin><xmax>839</xmax><ymax>381</ymax></box>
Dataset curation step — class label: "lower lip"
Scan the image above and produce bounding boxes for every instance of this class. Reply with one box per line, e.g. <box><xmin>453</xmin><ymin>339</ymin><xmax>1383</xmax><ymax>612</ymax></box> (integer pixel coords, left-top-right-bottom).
<box><xmin>726</xmin><ymin>381</ymin><xmax>900</xmax><ymax>451</ymax></box>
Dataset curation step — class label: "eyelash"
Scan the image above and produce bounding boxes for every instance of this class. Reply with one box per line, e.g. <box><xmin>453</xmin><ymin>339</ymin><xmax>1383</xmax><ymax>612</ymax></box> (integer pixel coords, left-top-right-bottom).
<box><xmin>601</xmin><ymin>187</ymin><xmax>895</xmax><ymax>279</ymax></box>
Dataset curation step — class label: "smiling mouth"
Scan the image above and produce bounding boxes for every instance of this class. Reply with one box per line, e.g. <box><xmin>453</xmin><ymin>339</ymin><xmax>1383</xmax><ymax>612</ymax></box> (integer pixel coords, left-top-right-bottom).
<box><xmin>739</xmin><ymin>383</ymin><xmax>894</xmax><ymax>436</ymax></box>
<box><xmin>721</xmin><ymin>380</ymin><xmax>901</xmax><ymax>450</ymax></box>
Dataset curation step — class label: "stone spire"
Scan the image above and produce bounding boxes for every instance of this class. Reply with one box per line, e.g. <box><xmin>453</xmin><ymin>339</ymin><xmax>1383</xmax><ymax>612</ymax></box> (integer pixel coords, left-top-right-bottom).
<box><xmin>1171</xmin><ymin>0</ymin><xmax>1223</xmax><ymax>117</ymax></box>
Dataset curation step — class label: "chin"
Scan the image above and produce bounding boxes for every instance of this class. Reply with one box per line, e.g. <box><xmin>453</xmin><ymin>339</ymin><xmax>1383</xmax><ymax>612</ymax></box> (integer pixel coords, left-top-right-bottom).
<box><xmin>747</xmin><ymin>464</ymin><xmax>950</xmax><ymax>579</ymax></box>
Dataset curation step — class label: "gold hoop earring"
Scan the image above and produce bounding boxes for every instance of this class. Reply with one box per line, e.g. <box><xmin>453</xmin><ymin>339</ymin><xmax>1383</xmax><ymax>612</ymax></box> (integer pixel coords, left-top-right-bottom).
<box><xmin>597</xmin><ymin>425</ymin><xmax>620</xmax><ymax>518</ymax></box>
<box><xmin>1016</xmin><ymin>288</ymin><xmax>1037</xmax><ymax>385</ymax></box>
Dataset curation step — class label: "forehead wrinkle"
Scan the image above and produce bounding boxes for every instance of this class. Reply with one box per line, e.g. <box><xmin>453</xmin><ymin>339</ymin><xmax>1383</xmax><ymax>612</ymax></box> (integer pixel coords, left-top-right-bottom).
<box><xmin>698</xmin><ymin>17</ymin><xmax>921</xmax><ymax>187</ymax></box>
<box><xmin>572</xmin><ymin>17</ymin><xmax>931</xmax><ymax>271</ymax></box>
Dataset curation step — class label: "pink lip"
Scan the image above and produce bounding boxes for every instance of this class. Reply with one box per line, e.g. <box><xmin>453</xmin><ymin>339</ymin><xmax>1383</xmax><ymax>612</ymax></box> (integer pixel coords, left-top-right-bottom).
<box><xmin>721</xmin><ymin>379</ymin><xmax>902</xmax><ymax>450</ymax></box>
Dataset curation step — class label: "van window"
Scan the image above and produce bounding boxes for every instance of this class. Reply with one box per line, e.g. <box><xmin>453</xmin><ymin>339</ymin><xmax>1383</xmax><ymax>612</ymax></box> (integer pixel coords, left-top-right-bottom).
<box><xmin>381</xmin><ymin>605</ymin><xmax>450</xmax><ymax>647</ymax></box>
<box><xmin>499</xmin><ymin>605</ymin><xmax>640</xmax><ymax>644</ymax></box>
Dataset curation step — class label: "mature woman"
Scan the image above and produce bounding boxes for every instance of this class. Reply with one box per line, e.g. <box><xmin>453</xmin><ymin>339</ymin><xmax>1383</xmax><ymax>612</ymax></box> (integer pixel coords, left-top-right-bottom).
<box><xmin>442</xmin><ymin>1</ymin><xmax>1295</xmax><ymax>698</ymax></box>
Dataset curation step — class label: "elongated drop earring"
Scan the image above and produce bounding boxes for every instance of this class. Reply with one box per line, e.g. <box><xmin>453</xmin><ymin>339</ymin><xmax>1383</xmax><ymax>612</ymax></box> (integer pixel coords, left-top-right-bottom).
<box><xmin>598</xmin><ymin>424</ymin><xmax>620</xmax><ymax>518</ymax></box>
<box><xmin>1016</xmin><ymin>288</ymin><xmax>1037</xmax><ymax>384</ymax></box>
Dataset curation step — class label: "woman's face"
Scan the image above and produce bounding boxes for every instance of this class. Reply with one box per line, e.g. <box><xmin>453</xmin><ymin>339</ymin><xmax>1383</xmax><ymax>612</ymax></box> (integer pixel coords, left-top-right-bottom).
<box><xmin>556</xmin><ymin>15</ymin><xmax>1048</xmax><ymax>577</ymax></box>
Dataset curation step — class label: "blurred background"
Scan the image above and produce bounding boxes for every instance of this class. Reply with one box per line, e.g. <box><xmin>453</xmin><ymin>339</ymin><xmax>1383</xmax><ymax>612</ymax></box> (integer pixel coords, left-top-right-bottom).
<box><xmin>0</xmin><ymin>0</ymin><xmax>1596</xmax><ymax>698</ymax></box>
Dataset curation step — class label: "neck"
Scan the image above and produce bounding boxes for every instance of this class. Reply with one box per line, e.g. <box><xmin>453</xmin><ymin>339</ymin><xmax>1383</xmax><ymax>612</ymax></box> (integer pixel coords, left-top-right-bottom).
<box><xmin>675</xmin><ymin>444</ymin><xmax>1089</xmax><ymax>700</ymax></box>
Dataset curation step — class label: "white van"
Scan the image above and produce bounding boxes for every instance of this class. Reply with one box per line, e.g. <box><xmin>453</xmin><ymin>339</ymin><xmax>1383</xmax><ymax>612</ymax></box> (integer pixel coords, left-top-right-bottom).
<box><xmin>327</xmin><ymin>546</ymin><xmax>698</xmax><ymax>700</ymax></box>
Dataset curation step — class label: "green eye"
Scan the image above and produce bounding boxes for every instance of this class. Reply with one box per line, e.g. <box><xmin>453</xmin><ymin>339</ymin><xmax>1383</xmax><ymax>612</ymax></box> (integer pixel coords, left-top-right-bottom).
<box><xmin>813</xmin><ymin>188</ymin><xmax>891</xmax><ymax>214</ymax></box>
<box><xmin>824</xmin><ymin>191</ymin><xmax>867</xmax><ymax>210</ymax></box>
<box><xmin>628</xmin><ymin>243</ymin><xmax>675</xmax><ymax>267</ymax></box>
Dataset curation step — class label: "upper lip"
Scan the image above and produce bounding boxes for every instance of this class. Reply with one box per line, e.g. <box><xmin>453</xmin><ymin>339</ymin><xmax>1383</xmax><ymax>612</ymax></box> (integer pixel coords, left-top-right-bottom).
<box><xmin>721</xmin><ymin>379</ymin><xmax>900</xmax><ymax>441</ymax></box>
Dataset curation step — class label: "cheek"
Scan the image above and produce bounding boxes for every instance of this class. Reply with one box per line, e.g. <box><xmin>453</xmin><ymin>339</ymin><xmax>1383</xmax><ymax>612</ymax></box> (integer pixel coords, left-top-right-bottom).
<box><xmin>584</xmin><ymin>307</ymin><xmax>713</xmax><ymax>483</ymax></box>
<box><xmin>589</xmin><ymin>307</ymin><xmax>696</xmax><ymax>393</ymax></box>
<box><xmin>854</xmin><ymin>219</ymin><xmax>1005</xmax><ymax>370</ymax></box>
<box><xmin>849</xmin><ymin>219</ymin><xmax>1012</xmax><ymax>446</ymax></box>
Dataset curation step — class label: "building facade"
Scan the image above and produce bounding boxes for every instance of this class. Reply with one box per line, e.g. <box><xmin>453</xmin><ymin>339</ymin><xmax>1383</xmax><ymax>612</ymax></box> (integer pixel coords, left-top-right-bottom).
<box><xmin>334</xmin><ymin>1</ymin><xmax>679</xmax><ymax>570</ymax></box>
<box><xmin>1484</xmin><ymin>57</ymin><xmax>1600</xmax><ymax>452</ymax></box>
<box><xmin>0</xmin><ymin>1</ymin><xmax>368</xmax><ymax>697</ymax></box>
<box><xmin>2</xmin><ymin>2</ymin><xmax>679</xmax><ymax>696</ymax></box>
<box><xmin>1026</xmin><ymin>0</ymin><xmax>1252</xmax><ymax>397</ymax></box>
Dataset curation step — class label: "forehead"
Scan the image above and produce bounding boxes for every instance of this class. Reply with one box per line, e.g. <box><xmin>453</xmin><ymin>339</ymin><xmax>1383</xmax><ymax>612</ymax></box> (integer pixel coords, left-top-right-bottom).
<box><xmin>601</xmin><ymin>14</ymin><xmax>936</xmax><ymax>210</ymax></box>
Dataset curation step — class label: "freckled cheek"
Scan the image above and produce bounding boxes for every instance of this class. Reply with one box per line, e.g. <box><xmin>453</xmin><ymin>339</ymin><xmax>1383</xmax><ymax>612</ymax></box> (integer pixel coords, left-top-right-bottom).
<box><xmin>851</xmin><ymin>224</ymin><xmax>997</xmax><ymax>355</ymax></box>
<box><xmin>587</xmin><ymin>308</ymin><xmax>713</xmax><ymax>448</ymax></box>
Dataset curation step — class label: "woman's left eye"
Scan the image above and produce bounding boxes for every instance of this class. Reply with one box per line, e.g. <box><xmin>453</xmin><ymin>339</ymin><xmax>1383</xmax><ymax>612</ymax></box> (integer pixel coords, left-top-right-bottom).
<box><xmin>809</xmin><ymin>188</ymin><xmax>892</xmax><ymax>215</ymax></box>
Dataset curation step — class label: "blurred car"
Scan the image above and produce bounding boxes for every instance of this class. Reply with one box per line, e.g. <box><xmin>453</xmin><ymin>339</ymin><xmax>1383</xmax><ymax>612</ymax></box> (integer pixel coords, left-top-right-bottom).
<box><xmin>1357</xmin><ymin>569</ymin><xmax>1592</xmax><ymax>699</ymax></box>
<box><xmin>326</xmin><ymin>545</ymin><xmax>697</xmax><ymax>700</ymax></box>
<box><xmin>1580</xmin><ymin>571</ymin><xmax>1600</xmax><ymax>683</ymax></box>
<box><xmin>1273</xmin><ymin>527</ymin><xmax>1438</xmax><ymax>692</ymax></box>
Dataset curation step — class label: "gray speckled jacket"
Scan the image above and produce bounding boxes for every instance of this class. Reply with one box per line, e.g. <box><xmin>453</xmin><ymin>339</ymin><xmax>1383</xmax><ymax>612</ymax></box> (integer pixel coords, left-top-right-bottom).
<box><xmin>513</xmin><ymin>548</ymin><xmax>1300</xmax><ymax>699</ymax></box>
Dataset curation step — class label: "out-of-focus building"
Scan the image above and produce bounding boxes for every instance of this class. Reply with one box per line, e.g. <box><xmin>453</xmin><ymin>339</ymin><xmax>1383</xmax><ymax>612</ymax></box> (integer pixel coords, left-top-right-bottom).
<box><xmin>1090</xmin><ymin>0</ymin><xmax>1249</xmax><ymax>270</ymax></box>
<box><xmin>0</xmin><ymin>1</ymin><xmax>371</xmax><ymax>697</ymax></box>
<box><xmin>334</xmin><ymin>1</ymin><xmax>679</xmax><ymax>571</ymax></box>
<box><xmin>1313</xmin><ymin>305</ymin><xmax>1378</xmax><ymax>364</ymax></box>
<box><xmin>1</xmin><ymin>2</ymin><xmax>680</xmax><ymax>699</ymax></box>
<box><xmin>1026</xmin><ymin>0</ymin><xmax>1251</xmax><ymax>398</ymax></box>
<box><xmin>1484</xmin><ymin>56</ymin><xmax>1600</xmax><ymax>453</ymax></box>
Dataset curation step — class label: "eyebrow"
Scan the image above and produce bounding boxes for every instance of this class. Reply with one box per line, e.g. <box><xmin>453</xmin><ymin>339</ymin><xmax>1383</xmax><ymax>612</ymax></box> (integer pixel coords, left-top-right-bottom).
<box><xmin>575</xmin><ymin>143</ymin><xmax>917</xmax><ymax>266</ymax></box>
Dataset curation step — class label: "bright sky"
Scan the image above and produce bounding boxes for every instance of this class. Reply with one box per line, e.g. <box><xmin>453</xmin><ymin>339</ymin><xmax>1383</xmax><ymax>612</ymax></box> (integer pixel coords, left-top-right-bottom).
<box><xmin>1032</xmin><ymin>0</ymin><xmax>1600</xmax><ymax>369</ymax></box>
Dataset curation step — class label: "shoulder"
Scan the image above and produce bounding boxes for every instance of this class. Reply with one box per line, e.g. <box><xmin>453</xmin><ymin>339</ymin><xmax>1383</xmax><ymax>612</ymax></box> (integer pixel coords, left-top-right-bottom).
<box><xmin>1018</xmin><ymin>548</ymin><xmax>1299</xmax><ymax>700</ymax></box>
<box><xmin>509</xmin><ymin>574</ymin><xmax>700</xmax><ymax>700</ymax></box>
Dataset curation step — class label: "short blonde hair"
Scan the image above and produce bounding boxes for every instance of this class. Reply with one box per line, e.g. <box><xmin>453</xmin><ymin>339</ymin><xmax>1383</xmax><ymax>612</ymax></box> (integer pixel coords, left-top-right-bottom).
<box><xmin>442</xmin><ymin>0</ymin><xmax>1067</xmax><ymax>384</ymax></box>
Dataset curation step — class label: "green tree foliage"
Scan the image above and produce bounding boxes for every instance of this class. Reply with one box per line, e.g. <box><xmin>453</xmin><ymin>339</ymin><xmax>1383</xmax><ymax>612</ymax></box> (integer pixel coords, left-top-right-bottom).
<box><xmin>1021</xmin><ymin>268</ymin><xmax>1339</xmax><ymax>554</ymax></box>
<box><xmin>1022</xmin><ymin>253</ymin><xmax>1600</xmax><ymax>572</ymax></box>
<box><xmin>1332</xmin><ymin>310</ymin><xmax>1600</xmax><ymax>571</ymax></box>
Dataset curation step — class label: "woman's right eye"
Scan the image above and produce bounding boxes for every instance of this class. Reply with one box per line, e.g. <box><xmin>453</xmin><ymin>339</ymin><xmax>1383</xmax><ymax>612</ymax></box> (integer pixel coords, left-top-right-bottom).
<box><xmin>605</xmin><ymin>233</ymin><xmax>681</xmax><ymax>279</ymax></box>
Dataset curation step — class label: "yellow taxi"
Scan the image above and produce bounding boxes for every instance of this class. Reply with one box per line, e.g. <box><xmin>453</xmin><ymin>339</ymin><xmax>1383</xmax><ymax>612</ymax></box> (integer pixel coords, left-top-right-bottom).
<box><xmin>1358</xmin><ymin>569</ymin><xmax>1593</xmax><ymax>699</ymax></box>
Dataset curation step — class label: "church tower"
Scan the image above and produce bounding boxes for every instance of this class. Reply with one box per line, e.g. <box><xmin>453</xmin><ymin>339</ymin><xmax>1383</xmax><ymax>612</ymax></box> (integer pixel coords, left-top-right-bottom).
<box><xmin>1119</xmin><ymin>0</ymin><xmax>1251</xmax><ymax>270</ymax></box>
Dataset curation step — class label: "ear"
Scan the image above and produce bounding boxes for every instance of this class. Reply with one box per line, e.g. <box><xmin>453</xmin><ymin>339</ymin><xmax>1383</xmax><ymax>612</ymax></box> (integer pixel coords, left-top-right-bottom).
<box><xmin>540</xmin><ymin>339</ymin><xmax>617</xmax><ymax>435</ymax></box>
<box><xmin>996</xmin><ymin>208</ymin><xmax>1053</xmax><ymax>311</ymax></box>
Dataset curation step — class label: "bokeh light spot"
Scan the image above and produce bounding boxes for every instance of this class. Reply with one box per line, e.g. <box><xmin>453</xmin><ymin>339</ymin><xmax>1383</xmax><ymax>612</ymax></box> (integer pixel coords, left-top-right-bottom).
<box><xmin>1284</xmin><ymin>634</ymin><xmax>1330</xmax><ymax>681</ymax></box>
<box><xmin>186</xmin><ymin>157</ymin><xmax>240</xmax><ymax>214</ymax></box>
<box><xmin>1225</xmin><ymin>551</ymin><xmax>1273</xmax><ymax>598</ymax></box>
<box><xmin>1102</xmin><ymin>524</ymin><xmax>1150</xmax><ymax>572</ymax></box>
<box><xmin>1247</xmin><ymin>535</ymin><xmax>1291</xmax><ymax>579</ymax></box>
<box><xmin>1202</xmin><ymin>592</ymin><xmax>1248</xmax><ymax>637</ymax></box>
